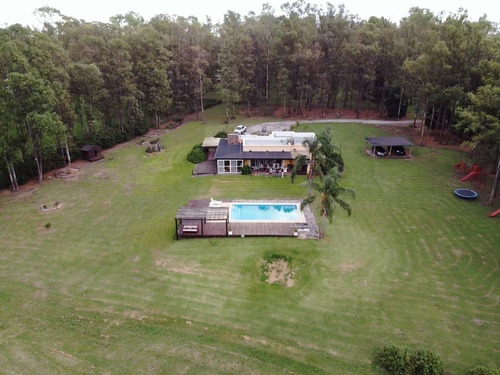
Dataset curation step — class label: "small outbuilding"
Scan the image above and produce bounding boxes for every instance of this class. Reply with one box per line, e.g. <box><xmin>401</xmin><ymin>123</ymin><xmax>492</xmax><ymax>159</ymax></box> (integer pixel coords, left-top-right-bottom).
<box><xmin>81</xmin><ymin>145</ymin><xmax>103</xmax><ymax>162</ymax></box>
<box><xmin>364</xmin><ymin>137</ymin><xmax>413</xmax><ymax>158</ymax></box>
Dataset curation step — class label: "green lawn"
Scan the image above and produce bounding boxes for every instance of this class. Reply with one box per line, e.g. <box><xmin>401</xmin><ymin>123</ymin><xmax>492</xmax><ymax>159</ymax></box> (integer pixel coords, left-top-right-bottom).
<box><xmin>0</xmin><ymin>119</ymin><xmax>498</xmax><ymax>374</ymax></box>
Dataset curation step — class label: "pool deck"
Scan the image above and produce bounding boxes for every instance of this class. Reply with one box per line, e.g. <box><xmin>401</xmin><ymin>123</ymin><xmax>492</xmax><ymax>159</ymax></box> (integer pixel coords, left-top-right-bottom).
<box><xmin>175</xmin><ymin>199</ymin><xmax>319</xmax><ymax>239</ymax></box>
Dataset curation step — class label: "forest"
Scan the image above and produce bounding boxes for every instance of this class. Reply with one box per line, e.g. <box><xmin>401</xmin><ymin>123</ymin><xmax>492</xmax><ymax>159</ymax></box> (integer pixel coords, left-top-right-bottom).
<box><xmin>0</xmin><ymin>2</ymin><xmax>499</xmax><ymax>193</ymax></box>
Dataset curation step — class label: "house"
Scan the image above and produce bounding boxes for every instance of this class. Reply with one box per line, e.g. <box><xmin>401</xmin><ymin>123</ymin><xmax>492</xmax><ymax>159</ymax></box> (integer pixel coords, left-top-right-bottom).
<box><xmin>80</xmin><ymin>145</ymin><xmax>103</xmax><ymax>162</ymax></box>
<box><xmin>210</xmin><ymin>131</ymin><xmax>315</xmax><ymax>174</ymax></box>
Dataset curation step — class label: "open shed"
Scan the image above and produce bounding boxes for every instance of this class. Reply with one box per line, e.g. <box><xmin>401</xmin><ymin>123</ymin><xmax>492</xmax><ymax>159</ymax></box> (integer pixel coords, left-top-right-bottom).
<box><xmin>81</xmin><ymin>145</ymin><xmax>103</xmax><ymax>162</ymax></box>
<box><xmin>364</xmin><ymin>137</ymin><xmax>413</xmax><ymax>157</ymax></box>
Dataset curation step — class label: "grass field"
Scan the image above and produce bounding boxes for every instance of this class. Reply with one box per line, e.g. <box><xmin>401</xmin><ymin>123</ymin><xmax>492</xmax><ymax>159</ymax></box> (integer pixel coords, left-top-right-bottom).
<box><xmin>0</xmin><ymin>117</ymin><xmax>498</xmax><ymax>374</ymax></box>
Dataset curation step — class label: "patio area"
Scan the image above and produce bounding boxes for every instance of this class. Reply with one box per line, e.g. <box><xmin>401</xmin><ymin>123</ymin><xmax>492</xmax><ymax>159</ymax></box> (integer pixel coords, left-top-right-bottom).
<box><xmin>175</xmin><ymin>199</ymin><xmax>319</xmax><ymax>239</ymax></box>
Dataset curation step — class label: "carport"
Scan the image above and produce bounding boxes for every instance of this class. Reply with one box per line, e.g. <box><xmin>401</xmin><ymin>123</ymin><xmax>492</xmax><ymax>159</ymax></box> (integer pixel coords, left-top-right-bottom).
<box><xmin>364</xmin><ymin>137</ymin><xmax>413</xmax><ymax>158</ymax></box>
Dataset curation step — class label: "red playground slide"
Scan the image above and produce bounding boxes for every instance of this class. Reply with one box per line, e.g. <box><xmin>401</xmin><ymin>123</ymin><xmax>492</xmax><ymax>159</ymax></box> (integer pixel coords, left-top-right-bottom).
<box><xmin>488</xmin><ymin>208</ymin><xmax>500</xmax><ymax>218</ymax></box>
<box><xmin>461</xmin><ymin>170</ymin><xmax>480</xmax><ymax>182</ymax></box>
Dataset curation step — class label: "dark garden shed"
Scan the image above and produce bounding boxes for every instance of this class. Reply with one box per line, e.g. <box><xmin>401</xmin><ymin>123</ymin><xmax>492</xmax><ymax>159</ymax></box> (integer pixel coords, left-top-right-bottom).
<box><xmin>81</xmin><ymin>145</ymin><xmax>103</xmax><ymax>162</ymax></box>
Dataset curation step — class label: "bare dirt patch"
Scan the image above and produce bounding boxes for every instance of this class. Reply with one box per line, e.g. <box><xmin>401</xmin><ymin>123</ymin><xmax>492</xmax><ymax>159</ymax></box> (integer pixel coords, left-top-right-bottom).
<box><xmin>339</xmin><ymin>262</ymin><xmax>362</xmax><ymax>273</ymax></box>
<box><xmin>54</xmin><ymin>167</ymin><xmax>81</xmax><ymax>178</ymax></box>
<box><xmin>261</xmin><ymin>256</ymin><xmax>296</xmax><ymax>287</ymax></box>
<box><xmin>472</xmin><ymin>317</ymin><xmax>486</xmax><ymax>326</ymax></box>
<box><xmin>153</xmin><ymin>251</ymin><xmax>204</xmax><ymax>275</ymax></box>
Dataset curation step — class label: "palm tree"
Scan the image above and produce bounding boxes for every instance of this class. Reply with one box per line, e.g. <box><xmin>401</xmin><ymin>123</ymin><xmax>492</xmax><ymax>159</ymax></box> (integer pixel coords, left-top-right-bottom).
<box><xmin>300</xmin><ymin>167</ymin><xmax>355</xmax><ymax>238</ymax></box>
<box><xmin>291</xmin><ymin>127</ymin><xmax>344</xmax><ymax>198</ymax></box>
<box><xmin>291</xmin><ymin>136</ymin><xmax>324</xmax><ymax>198</ymax></box>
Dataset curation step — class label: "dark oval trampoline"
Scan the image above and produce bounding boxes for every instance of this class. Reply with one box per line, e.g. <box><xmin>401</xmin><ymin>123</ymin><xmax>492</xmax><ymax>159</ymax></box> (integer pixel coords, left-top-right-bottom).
<box><xmin>454</xmin><ymin>188</ymin><xmax>478</xmax><ymax>199</ymax></box>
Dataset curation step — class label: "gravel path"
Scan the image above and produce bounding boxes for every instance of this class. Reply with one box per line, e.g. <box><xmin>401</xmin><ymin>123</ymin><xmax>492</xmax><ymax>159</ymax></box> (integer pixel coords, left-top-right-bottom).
<box><xmin>246</xmin><ymin>119</ymin><xmax>414</xmax><ymax>134</ymax></box>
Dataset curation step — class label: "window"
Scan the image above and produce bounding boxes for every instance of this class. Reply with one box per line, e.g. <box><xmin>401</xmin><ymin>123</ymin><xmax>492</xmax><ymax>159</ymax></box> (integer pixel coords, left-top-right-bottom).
<box><xmin>218</xmin><ymin>159</ymin><xmax>243</xmax><ymax>173</ymax></box>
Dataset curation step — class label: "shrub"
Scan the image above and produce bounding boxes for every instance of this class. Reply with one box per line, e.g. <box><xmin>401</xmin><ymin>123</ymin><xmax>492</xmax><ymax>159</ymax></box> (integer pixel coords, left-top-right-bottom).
<box><xmin>45</xmin><ymin>223</ymin><xmax>51</xmax><ymax>229</ymax></box>
<box><xmin>374</xmin><ymin>345</ymin><xmax>444</xmax><ymax>375</ymax></box>
<box><xmin>213</xmin><ymin>130</ymin><xmax>227</xmax><ymax>138</ymax></box>
<box><xmin>241</xmin><ymin>165</ymin><xmax>252</xmax><ymax>175</ymax></box>
<box><xmin>466</xmin><ymin>365</ymin><xmax>499</xmax><ymax>375</ymax></box>
<box><xmin>411</xmin><ymin>349</ymin><xmax>443</xmax><ymax>375</ymax></box>
<box><xmin>374</xmin><ymin>344</ymin><xmax>412</xmax><ymax>375</ymax></box>
<box><xmin>187</xmin><ymin>143</ymin><xmax>207</xmax><ymax>164</ymax></box>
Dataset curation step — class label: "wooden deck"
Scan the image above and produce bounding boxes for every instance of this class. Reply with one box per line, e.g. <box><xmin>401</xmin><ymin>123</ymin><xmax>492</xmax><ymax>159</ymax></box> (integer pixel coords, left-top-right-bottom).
<box><xmin>230</xmin><ymin>222</ymin><xmax>296</xmax><ymax>237</ymax></box>
<box><xmin>178</xmin><ymin>220</ymin><xmax>227</xmax><ymax>238</ymax></box>
<box><xmin>176</xmin><ymin>199</ymin><xmax>318</xmax><ymax>239</ymax></box>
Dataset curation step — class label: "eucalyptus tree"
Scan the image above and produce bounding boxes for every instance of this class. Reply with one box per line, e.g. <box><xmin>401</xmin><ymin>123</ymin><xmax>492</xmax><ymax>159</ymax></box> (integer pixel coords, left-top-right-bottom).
<box><xmin>99</xmin><ymin>37</ymin><xmax>140</xmax><ymax>133</ymax></box>
<box><xmin>68</xmin><ymin>62</ymin><xmax>106</xmax><ymax>135</ymax></box>
<box><xmin>126</xmin><ymin>25</ymin><xmax>172</xmax><ymax>128</ymax></box>
<box><xmin>317</xmin><ymin>4</ymin><xmax>355</xmax><ymax>114</ymax></box>
<box><xmin>150</xmin><ymin>15</ymin><xmax>215</xmax><ymax>116</ymax></box>
<box><xmin>300</xmin><ymin>166</ymin><xmax>355</xmax><ymax>238</ymax></box>
<box><xmin>455</xmin><ymin>40</ymin><xmax>500</xmax><ymax>205</ymax></box>
<box><xmin>343</xmin><ymin>26</ymin><xmax>376</xmax><ymax>117</ymax></box>
<box><xmin>6</xmin><ymin>72</ymin><xmax>64</xmax><ymax>183</ymax></box>
<box><xmin>277</xmin><ymin>2</ymin><xmax>321</xmax><ymax>114</ymax></box>
<box><xmin>218</xmin><ymin>11</ymin><xmax>256</xmax><ymax>119</ymax></box>
<box><xmin>0</xmin><ymin>24</ymin><xmax>72</xmax><ymax>182</ymax></box>
<box><xmin>400</xmin><ymin>8</ymin><xmax>441</xmax><ymax>130</ymax></box>
<box><xmin>250</xmin><ymin>4</ymin><xmax>279</xmax><ymax>115</ymax></box>
<box><xmin>0</xmin><ymin>81</ymin><xmax>24</xmax><ymax>190</ymax></box>
<box><xmin>362</xmin><ymin>17</ymin><xmax>403</xmax><ymax>115</ymax></box>
<box><xmin>192</xmin><ymin>44</ymin><xmax>211</xmax><ymax>122</ymax></box>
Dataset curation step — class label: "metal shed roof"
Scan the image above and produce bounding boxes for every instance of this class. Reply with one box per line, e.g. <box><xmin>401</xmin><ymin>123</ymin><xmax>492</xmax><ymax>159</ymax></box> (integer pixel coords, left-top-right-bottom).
<box><xmin>364</xmin><ymin>137</ymin><xmax>414</xmax><ymax>147</ymax></box>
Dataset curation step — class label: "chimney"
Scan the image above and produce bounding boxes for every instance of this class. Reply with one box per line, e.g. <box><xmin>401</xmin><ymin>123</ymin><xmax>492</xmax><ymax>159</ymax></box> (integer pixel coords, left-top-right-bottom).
<box><xmin>228</xmin><ymin>134</ymin><xmax>240</xmax><ymax>145</ymax></box>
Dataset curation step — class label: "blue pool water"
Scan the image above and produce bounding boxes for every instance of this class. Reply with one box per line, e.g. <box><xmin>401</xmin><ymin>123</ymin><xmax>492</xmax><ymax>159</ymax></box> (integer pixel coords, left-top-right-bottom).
<box><xmin>230</xmin><ymin>204</ymin><xmax>302</xmax><ymax>222</ymax></box>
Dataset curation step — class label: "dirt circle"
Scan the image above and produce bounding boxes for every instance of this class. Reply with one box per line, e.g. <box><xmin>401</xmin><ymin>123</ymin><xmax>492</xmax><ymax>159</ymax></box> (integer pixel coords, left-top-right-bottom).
<box><xmin>263</xmin><ymin>257</ymin><xmax>295</xmax><ymax>287</ymax></box>
<box><xmin>54</xmin><ymin>167</ymin><xmax>80</xmax><ymax>178</ymax></box>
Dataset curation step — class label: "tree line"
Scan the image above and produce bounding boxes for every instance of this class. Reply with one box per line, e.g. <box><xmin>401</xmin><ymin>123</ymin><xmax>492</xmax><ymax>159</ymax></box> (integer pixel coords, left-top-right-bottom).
<box><xmin>0</xmin><ymin>2</ymin><xmax>499</xmax><ymax>194</ymax></box>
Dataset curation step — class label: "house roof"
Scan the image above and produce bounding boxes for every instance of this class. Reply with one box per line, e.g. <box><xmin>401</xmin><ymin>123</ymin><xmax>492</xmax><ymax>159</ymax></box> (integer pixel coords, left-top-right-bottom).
<box><xmin>202</xmin><ymin>137</ymin><xmax>221</xmax><ymax>148</ymax></box>
<box><xmin>364</xmin><ymin>137</ymin><xmax>414</xmax><ymax>147</ymax></box>
<box><xmin>214</xmin><ymin>139</ymin><xmax>293</xmax><ymax>160</ymax></box>
<box><xmin>240</xmin><ymin>131</ymin><xmax>316</xmax><ymax>147</ymax></box>
<box><xmin>80</xmin><ymin>145</ymin><xmax>101</xmax><ymax>151</ymax></box>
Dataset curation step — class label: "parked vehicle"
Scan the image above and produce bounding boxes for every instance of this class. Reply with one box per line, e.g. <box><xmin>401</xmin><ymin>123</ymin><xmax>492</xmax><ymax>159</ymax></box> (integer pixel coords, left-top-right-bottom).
<box><xmin>234</xmin><ymin>125</ymin><xmax>247</xmax><ymax>135</ymax></box>
<box><xmin>374</xmin><ymin>146</ymin><xmax>387</xmax><ymax>157</ymax></box>
<box><xmin>392</xmin><ymin>146</ymin><xmax>406</xmax><ymax>156</ymax></box>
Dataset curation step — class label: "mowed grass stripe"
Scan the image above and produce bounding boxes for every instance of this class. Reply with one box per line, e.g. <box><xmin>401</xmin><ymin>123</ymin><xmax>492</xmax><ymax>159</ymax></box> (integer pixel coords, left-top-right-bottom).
<box><xmin>0</xmin><ymin>121</ymin><xmax>498</xmax><ymax>373</ymax></box>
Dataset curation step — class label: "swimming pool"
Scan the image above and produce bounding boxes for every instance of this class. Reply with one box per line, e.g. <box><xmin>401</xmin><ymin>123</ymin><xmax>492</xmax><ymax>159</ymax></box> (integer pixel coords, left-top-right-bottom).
<box><xmin>229</xmin><ymin>203</ymin><xmax>306</xmax><ymax>223</ymax></box>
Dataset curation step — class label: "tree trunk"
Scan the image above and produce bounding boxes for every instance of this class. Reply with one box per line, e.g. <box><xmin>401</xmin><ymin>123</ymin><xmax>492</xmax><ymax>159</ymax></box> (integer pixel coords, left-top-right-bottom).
<box><xmin>265</xmin><ymin>49</ymin><xmax>270</xmax><ymax>116</ymax></box>
<box><xmin>26</xmin><ymin>121</ymin><xmax>44</xmax><ymax>184</ymax></box>
<box><xmin>397</xmin><ymin>87</ymin><xmax>404</xmax><ymax>120</ymax></box>
<box><xmin>6</xmin><ymin>162</ymin><xmax>19</xmax><ymax>191</ymax></box>
<box><xmin>65</xmin><ymin>140</ymin><xmax>72</xmax><ymax>165</ymax></box>
<box><xmin>488</xmin><ymin>158</ymin><xmax>500</xmax><ymax>206</ymax></box>
<box><xmin>438</xmin><ymin>107</ymin><xmax>447</xmax><ymax>144</ymax></box>
<box><xmin>419</xmin><ymin>98</ymin><xmax>428</xmax><ymax>145</ymax></box>
<box><xmin>424</xmin><ymin>106</ymin><xmax>435</xmax><ymax>146</ymax></box>
<box><xmin>199</xmin><ymin>71</ymin><xmax>205</xmax><ymax>123</ymax></box>
<box><xmin>321</xmin><ymin>212</ymin><xmax>326</xmax><ymax>239</ymax></box>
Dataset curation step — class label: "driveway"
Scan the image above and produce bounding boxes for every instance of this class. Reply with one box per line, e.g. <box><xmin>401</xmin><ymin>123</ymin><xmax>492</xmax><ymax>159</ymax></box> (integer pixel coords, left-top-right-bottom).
<box><xmin>246</xmin><ymin>119</ymin><xmax>414</xmax><ymax>134</ymax></box>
